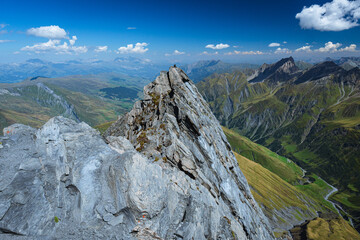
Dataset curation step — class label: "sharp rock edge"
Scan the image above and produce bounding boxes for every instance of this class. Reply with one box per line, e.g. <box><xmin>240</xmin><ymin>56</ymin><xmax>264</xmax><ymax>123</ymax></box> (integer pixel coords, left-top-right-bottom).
<box><xmin>0</xmin><ymin>66</ymin><xmax>274</xmax><ymax>239</ymax></box>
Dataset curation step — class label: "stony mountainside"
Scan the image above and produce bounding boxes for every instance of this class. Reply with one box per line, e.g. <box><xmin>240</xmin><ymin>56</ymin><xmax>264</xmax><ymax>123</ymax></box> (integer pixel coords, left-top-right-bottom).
<box><xmin>294</xmin><ymin>61</ymin><xmax>344</xmax><ymax>84</ymax></box>
<box><xmin>104</xmin><ymin>66</ymin><xmax>273</xmax><ymax>239</ymax></box>
<box><xmin>332</xmin><ymin>57</ymin><xmax>360</xmax><ymax>71</ymax></box>
<box><xmin>0</xmin><ymin>67</ymin><xmax>274</xmax><ymax>239</ymax></box>
<box><xmin>197</xmin><ymin>58</ymin><xmax>360</xmax><ymax>232</ymax></box>
<box><xmin>247</xmin><ymin>57</ymin><xmax>300</xmax><ymax>83</ymax></box>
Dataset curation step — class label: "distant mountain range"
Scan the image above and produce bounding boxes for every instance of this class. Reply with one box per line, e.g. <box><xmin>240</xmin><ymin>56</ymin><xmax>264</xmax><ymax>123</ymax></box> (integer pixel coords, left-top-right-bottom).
<box><xmin>2</xmin><ymin>57</ymin><xmax>354</xmax><ymax>84</ymax></box>
<box><xmin>332</xmin><ymin>57</ymin><xmax>360</xmax><ymax>71</ymax></box>
<box><xmin>181</xmin><ymin>60</ymin><xmax>258</xmax><ymax>83</ymax></box>
<box><xmin>197</xmin><ymin>57</ymin><xmax>360</xmax><ymax>231</ymax></box>
<box><xmin>0</xmin><ymin>57</ymin><xmax>167</xmax><ymax>83</ymax></box>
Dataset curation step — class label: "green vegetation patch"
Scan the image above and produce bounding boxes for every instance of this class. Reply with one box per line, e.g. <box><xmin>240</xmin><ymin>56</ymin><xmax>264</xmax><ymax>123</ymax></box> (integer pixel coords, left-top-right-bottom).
<box><xmin>100</xmin><ymin>86</ymin><xmax>139</xmax><ymax>100</ymax></box>
<box><xmin>94</xmin><ymin>121</ymin><xmax>116</xmax><ymax>134</ymax></box>
<box><xmin>223</xmin><ymin>127</ymin><xmax>303</xmax><ymax>184</ymax></box>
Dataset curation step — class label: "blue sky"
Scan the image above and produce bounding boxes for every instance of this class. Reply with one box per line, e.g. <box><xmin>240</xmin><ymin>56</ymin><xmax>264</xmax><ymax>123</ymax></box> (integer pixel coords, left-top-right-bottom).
<box><xmin>0</xmin><ymin>0</ymin><xmax>360</xmax><ymax>63</ymax></box>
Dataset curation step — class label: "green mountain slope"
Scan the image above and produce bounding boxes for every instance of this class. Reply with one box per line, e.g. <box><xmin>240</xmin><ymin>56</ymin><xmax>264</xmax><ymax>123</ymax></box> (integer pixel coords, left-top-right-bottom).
<box><xmin>224</xmin><ymin>126</ymin><xmax>358</xmax><ymax>238</ymax></box>
<box><xmin>0</xmin><ymin>73</ymin><xmax>146</xmax><ymax>131</ymax></box>
<box><xmin>235</xmin><ymin>153</ymin><xmax>360</xmax><ymax>239</ymax></box>
<box><xmin>197</xmin><ymin>59</ymin><xmax>360</xmax><ymax>231</ymax></box>
<box><xmin>235</xmin><ymin>151</ymin><xmax>317</xmax><ymax>238</ymax></box>
<box><xmin>290</xmin><ymin>217</ymin><xmax>360</xmax><ymax>240</ymax></box>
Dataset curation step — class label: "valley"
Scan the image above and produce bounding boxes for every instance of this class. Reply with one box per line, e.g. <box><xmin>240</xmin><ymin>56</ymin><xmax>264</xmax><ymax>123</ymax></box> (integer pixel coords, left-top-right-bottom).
<box><xmin>222</xmin><ymin>126</ymin><xmax>359</xmax><ymax>238</ymax></box>
<box><xmin>197</xmin><ymin>57</ymin><xmax>360</xmax><ymax>232</ymax></box>
<box><xmin>0</xmin><ymin>72</ymin><xmax>149</xmax><ymax>131</ymax></box>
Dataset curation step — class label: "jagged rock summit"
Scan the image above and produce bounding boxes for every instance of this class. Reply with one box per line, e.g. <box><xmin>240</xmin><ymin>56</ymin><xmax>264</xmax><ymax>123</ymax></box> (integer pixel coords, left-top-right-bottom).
<box><xmin>0</xmin><ymin>67</ymin><xmax>274</xmax><ymax>239</ymax></box>
<box><xmin>247</xmin><ymin>57</ymin><xmax>300</xmax><ymax>83</ymax></box>
<box><xmin>104</xmin><ymin>66</ymin><xmax>273</xmax><ymax>238</ymax></box>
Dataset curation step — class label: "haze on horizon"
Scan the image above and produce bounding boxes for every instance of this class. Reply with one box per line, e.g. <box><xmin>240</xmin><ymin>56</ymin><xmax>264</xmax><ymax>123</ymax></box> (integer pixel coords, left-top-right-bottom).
<box><xmin>1</xmin><ymin>0</ymin><xmax>360</xmax><ymax>64</ymax></box>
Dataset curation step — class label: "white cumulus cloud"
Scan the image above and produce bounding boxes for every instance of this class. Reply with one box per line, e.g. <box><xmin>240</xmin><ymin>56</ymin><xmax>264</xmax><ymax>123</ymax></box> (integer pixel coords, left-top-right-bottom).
<box><xmin>295</xmin><ymin>45</ymin><xmax>312</xmax><ymax>52</ymax></box>
<box><xmin>117</xmin><ymin>42</ymin><xmax>148</xmax><ymax>54</ymax></box>
<box><xmin>339</xmin><ymin>43</ymin><xmax>357</xmax><ymax>51</ymax></box>
<box><xmin>165</xmin><ymin>50</ymin><xmax>185</xmax><ymax>56</ymax></box>
<box><xmin>69</xmin><ymin>36</ymin><xmax>77</xmax><ymax>45</ymax></box>
<box><xmin>315</xmin><ymin>41</ymin><xmax>357</xmax><ymax>52</ymax></box>
<box><xmin>174</xmin><ymin>50</ymin><xmax>185</xmax><ymax>55</ymax></box>
<box><xmin>242</xmin><ymin>50</ymin><xmax>264</xmax><ymax>55</ymax></box>
<box><xmin>27</xmin><ymin>25</ymin><xmax>67</xmax><ymax>39</ymax></box>
<box><xmin>95</xmin><ymin>45</ymin><xmax>108</xmax><ymax>52</ymax></box>
<box><xmin>205</xmin><ymin>43</ymin><xmax>230</xmax><ymax>50</ymax></box>
<box><xmin>268</xmin><ymin>43</ymin><xmax>280</xmax><ymax>47</ymax></box>
<box><xmin>296</xmin><ymin>0</ymin><xmax>360</xmax><ymax>31</ymax></box>
<box><xmin>317</xmin><ymin>41</ymin><xmax>342</xmax><ymax>52</ymax></box>
<box><xmin>201</xmin><ymin>51</ymin><xmax>219</xmax><ymax>55</ymax></box>
<box><xmin>21</xmin><ymin>39</ymin><xmax>87</xmax><ymax>54</ymax></box>
<box><xmin>274</xmin><ymin>48</ymin><xmax>292</xmax><ymax>54</ymax></box>
<box><xmin>225</xmin><ymin>50</ymin><xmax>264</xmax><ymax>55</ymax></box>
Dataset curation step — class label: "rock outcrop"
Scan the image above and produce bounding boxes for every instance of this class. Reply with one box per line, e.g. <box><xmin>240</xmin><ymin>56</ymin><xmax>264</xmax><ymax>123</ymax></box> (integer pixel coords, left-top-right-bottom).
<box><xmin>0</xmin><ymin>67</ymin><xmax>274</xmax><ymax>239</ymax></box>
<box><xmin>248</xmin><ymin>57</ymin><xmax>300</xmax><ymax>83</ymax></box>
<box><xmin>104</xmin><ymin>66</ymin><xmax>273</xmax><ymax>239</ymax></box>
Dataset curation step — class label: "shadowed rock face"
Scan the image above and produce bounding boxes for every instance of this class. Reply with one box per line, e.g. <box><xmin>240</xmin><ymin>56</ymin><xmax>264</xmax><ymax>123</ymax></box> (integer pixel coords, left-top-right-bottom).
<box><xmin>248</xmin><ymin>57</ymin><xmax>300</xmax><ymax>83</ymax></box>
<box><xmin>295</xmin><ymin>61</ymin><xmax>345</xmax><ymax>84</ymax></box>
<box><xmin>0</xmin><ymin>67</ymin><xmax>274</xmax><ymax>239</ymax></box>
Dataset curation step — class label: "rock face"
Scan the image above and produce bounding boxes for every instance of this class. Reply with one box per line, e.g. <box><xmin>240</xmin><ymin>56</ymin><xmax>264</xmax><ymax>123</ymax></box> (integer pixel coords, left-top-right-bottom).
<box><xmin>35</xmin><ymin>82</ymin><xmax>80</xmax><ymax>121</ymax></box>
<box><xmin>295</xmin><ymin>61</ymin><xmax>345</xmax><ymax>84</ymax></box>
<box><xmin>0</xmin><ymin>67</ymin><xmax>274</xmax><ymax>239</ymax></box>
<box><xmin>105</xmin><ymin>66</ymin><xmax>273</xmax><ymax>239</ymax></box>
<box><xmin>248</xmin><ymin>57</ymin><xmax>300</xmax><ymax>83</ymax></box>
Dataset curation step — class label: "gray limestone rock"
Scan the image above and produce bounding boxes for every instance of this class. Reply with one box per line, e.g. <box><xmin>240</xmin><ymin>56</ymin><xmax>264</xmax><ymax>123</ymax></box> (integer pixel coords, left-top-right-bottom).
<box><xmin>104</xmin><ymin>66</ymin><xmax>274</xmax><ymax>239</ymax></box>
<box><xmin>0</xmin><ymin>67</ymin><xmax>274</xmax><ymax>239</ymax></box>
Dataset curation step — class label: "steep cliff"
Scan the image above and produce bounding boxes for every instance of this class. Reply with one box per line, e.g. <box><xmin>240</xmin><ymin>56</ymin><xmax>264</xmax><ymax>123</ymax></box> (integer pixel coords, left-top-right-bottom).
<box><xmin>104</xmin><ymin>66</ymin><xmax>274</xmax><ymax>239</ymax></box>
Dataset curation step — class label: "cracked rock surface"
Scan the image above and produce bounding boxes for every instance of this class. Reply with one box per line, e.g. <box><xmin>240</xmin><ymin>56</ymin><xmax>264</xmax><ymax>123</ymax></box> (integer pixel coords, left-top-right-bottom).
<box><xmin>0</xmin><ymin>67</ymin><xmax>274</xmax><ymax>239</ymax></box>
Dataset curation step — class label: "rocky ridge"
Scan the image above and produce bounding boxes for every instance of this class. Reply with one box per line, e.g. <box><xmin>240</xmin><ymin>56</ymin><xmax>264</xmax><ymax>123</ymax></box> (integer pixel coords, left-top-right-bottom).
<box><xmin>104</xmin><ymin>66</ymin><xmax>274</xmax><ymax>239</ymax></box>
<box><xmin>247</xmin><ymin>57</ymin><xmax>300</xmax><ymax>83</ymax></box>
<box><xmin>0</xmin><ymin>67</ymin><xmax>274</xmax><ymax>239</ymax></box>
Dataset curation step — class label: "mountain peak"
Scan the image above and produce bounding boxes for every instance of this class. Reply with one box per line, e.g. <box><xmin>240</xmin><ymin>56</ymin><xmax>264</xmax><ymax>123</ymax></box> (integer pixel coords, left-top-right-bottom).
<box><xmin>105</xmin><ymin>66</ymin><xmax>274</xmax><ymax>239</ymax></box>
<box><xmin>248</xmin><ymin>56</ymin><xmax>299</xmax><ymax>83</ymax></box>
<box><xmin>279</xmin><ymin>56</ymin><xmax>294</xmax><ymax>64</ymax></box>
